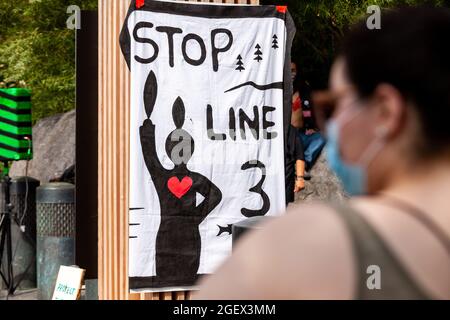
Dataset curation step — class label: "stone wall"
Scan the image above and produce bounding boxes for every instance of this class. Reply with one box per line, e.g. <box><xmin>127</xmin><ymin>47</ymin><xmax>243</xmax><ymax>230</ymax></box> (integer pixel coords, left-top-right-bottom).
<box><xmin>10</xmin><ymin>110</ymin><xmax>75</xmax><ymax>184</ymax></box>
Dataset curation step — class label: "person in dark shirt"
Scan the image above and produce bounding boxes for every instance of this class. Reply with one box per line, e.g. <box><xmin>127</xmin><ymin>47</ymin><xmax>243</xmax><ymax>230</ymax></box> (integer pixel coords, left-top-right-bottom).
<box><xmin>285</xmin><ymin>62</ymin><xmax>306</xmax><ymax>205</ymax></box>
<box><xmin>293</xmin><ymin>68</ymin><xmax>327</xmax><ymax>173</ymax></box>
<box><xmin>285</xmin><ymin>124</ymin><xmax>305</xmax><ymax>205</ymax></box>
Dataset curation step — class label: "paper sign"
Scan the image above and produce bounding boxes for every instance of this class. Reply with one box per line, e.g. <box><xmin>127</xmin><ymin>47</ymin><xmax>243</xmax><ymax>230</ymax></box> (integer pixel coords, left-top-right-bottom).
<box><xmin>52</xmin><ymin>266</ymin><xmax>85</xmax><ymax>300</ymax></box>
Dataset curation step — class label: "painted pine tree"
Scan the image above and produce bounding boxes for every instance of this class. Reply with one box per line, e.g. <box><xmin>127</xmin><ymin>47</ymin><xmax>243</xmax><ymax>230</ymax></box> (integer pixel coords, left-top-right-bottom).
<box><xmin>272</xmin><ymin>35</ymin><xmax>279</xmax><ymax>49</ymax></box>
<box><xmin>236</xmin><ymin>55</ymin><xmax>245</xmax><ymax>72</ymax></box>
<box><xmin>254</xmin><ymin>44</ymin><xmax>263</xmax><ymax>62</ymax></box>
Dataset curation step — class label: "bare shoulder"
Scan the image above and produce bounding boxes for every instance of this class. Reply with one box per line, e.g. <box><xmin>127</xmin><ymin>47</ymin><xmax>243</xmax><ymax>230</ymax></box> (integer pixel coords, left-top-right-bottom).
<box><xmin>194</xmin><ymin>202</ymin><xmax>356</xmax><ymax>300</ymax></box>
<box><xmin>350</xmin><ymin>197</ymin><xmax>450</xmax><ymax>299</ymax></box>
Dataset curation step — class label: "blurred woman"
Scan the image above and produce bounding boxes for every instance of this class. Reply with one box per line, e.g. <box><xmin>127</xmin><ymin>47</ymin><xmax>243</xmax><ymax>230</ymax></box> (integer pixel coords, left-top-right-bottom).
<box><xmin>194</xmin><ymin>7</ymin><xmax>450</xmax><ymax>299</ymax></box>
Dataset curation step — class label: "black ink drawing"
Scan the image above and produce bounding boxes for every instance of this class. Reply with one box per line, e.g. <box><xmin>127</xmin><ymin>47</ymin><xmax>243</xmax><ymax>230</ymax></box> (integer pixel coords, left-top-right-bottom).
<box><xmin>254</xmin><ymin>44</ymin><xmax>263</xmax><ymax>62</ymax></box>
<box><xmin>235</xmin><ymin>55</ymin><xmax>245</xmax><ymax>72</ymax></box>
<box><xmin>272</xmin><ymin>35</ymin><xmax>279</xmax><ymax>49</ymax></box>
<box><xmin>224</xmin><ymin>81</ymin><xmax>283</xmax><ymax>93</ymax></box>
<box><xmin>140</xmin><ymin>71</ymin><xmax>222</xmax><ymax>283</ymax></box>
<box><xmin>217</xmin><ymin>224</ymin><xmax>233</xmax><ymax>236</ymax></box>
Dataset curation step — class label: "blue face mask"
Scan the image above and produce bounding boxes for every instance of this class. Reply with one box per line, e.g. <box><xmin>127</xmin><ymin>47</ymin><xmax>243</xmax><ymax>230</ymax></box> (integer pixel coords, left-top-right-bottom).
<box><xmin>325</xmin><ymin>120</ymin><xmax>367</xmax><ymax>196</ymax></box>
<box><xmin>325</xmin><ymin>107</ymin><xmax>387</xmax><ymax>196</ymax></box>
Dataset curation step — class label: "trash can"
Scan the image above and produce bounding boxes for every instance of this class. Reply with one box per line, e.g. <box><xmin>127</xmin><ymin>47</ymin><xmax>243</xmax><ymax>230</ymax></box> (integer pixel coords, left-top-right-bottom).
<box><xmin>36</xmin><ymin>182</ymin><xmax>75</xmax><ymax>300</ymax></box>
<box><xmin>232</xmin><ymin>216</ymin><xmax>274</xmax><ymax>250</ymax></box>
<box><xmin>9</xmin><ymin>177</ymin><xmax>40</xmax><ymax>289</ymax></box>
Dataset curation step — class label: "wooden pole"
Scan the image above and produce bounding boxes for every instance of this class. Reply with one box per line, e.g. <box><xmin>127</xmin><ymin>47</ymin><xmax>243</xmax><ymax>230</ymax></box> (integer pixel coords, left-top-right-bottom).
<box><xmin>98</xmin><ymin>0</ymin><xmax>259</xmax><ymax>301</ymax></box>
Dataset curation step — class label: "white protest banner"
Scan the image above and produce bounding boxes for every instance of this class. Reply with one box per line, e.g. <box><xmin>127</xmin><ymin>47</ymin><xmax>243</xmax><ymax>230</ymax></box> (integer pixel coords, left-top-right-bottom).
<box><xmin>120</xmin><ymin>0</ymin><xmax>295</xmax><ymax>290</ymax></box>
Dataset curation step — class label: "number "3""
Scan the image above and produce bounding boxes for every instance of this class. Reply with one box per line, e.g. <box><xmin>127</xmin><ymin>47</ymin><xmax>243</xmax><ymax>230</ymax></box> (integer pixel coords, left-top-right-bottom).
<box><xmin>241</xmin><ymin>160</ymin><xmax>270</xmax><ymax>217</ymax></box>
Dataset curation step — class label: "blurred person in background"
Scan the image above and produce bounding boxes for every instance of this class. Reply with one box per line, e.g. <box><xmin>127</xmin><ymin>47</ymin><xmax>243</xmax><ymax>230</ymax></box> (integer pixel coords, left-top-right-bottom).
<box><xmin>194</xmin><ymin>7</ymin><xmax>450</xmax><ymax>299</ymax></box>
<box><xmin>293</xmin><ymin>67</ymin><xmax>327</xmax><ymax>176</ymax></box>
<box><xmin>290</xmin><ymin>61</ymin><xmax>303</xmax><ymax>129</ymax></box>
<box><xmin>285</xmin><ymin>62</ymin><xmax>306</xmax><ymax>204</ymax></box>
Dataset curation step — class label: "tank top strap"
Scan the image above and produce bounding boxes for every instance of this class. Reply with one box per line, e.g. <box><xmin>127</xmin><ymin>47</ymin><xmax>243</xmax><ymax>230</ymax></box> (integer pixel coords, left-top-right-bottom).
<box><xmin>328</xmin><ymin>201</ymin><xmax>431</xmax><ymax>299</ymax></box>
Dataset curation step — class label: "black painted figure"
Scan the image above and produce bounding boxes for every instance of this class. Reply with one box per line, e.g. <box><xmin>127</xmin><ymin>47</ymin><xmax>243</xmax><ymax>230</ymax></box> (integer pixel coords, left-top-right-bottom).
<box><xmin>140</xmin><ymin>71</ymin><xmax>222</xmax><ymax>284</ymax></box>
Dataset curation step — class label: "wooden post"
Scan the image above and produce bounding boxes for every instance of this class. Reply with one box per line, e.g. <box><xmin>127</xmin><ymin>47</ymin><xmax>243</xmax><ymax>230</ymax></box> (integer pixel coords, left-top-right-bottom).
<box><xmin>98</xmin><ymin>0</ymin><xmax>259</xmax><ymax>301</ymax></box>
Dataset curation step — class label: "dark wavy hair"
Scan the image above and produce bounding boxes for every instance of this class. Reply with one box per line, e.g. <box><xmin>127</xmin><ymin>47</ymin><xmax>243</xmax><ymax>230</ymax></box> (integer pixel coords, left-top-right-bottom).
<box><xmin>340</xmin><ymin>6</ymin><xmax>450</xmax><ymax>156</ymax></box>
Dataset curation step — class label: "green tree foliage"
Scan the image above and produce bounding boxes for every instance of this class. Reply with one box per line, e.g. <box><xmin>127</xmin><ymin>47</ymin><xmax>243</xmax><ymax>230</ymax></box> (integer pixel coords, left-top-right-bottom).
<box><xmin>263</xmin><ymin>0</ymin><xmax>449</xmax><ymax>89</ymax></box>
<box><xmin>1</xmin><ymin>0</ymin><xmax>449</xmax><ymax>123</ymax></box>
<box><xmin>0</xmin><ymin>0</ymin><xmax>97</xmax><ymax>122</ymax></box>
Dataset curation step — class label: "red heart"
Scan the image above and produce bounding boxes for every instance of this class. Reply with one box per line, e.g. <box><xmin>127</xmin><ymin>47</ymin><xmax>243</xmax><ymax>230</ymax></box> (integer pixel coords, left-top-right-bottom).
<box><xmin>167</xmin><ymin>176</ymin><xmax>193</xmax><ymax>199</ymax></box>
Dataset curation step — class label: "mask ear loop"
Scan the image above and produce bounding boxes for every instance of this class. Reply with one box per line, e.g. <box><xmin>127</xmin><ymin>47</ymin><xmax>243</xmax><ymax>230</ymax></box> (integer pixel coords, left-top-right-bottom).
<box><xmin>359</xmin><ymin>125</ymin><xmax>389</xmax><ymax>166</ymax></box>
<box><xmin>359</xmin><ymin>136</ymin><xmax>386</xmax><ymax>167</ymax></box>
